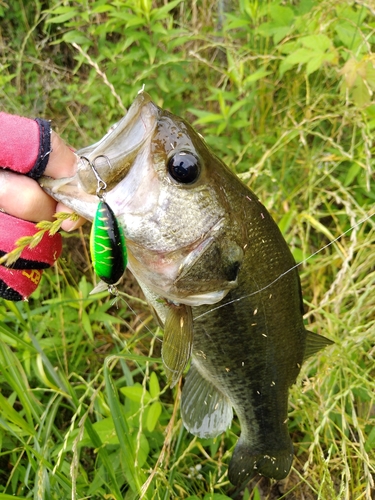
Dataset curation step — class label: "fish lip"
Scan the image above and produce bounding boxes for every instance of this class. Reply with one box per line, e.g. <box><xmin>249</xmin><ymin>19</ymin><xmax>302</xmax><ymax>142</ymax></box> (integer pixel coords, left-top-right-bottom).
<box><xmin>39</xmin><ymin>91</ymin><xmax>159</xmax><ymax>219</ymax></box>
<box><xmin>74</xmin><ymin>91</ymin><xmax>159</xmax><ymax>194</ymax></box>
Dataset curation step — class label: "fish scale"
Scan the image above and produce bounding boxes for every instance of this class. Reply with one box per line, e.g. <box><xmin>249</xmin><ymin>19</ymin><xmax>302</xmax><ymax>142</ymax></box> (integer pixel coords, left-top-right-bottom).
<box><xmin>39</xmin><ymin>91</ymin><xmax>333</xmax><ymax>485</ymax></box>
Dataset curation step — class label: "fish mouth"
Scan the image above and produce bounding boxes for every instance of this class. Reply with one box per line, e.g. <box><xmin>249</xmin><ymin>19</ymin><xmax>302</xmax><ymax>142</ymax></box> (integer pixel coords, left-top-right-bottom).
<box><xmin>39</xmin><ymin>91</ymin><xmax>159</xmax><ymax>220</ymax></box>
<box><xmin>75</xmin><ymin>91</ymin><xmax>159</xmax><ymax>194</ymax></box>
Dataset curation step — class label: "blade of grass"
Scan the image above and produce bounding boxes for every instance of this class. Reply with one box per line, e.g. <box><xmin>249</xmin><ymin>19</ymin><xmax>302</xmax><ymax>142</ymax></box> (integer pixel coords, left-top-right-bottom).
<box><xmin>104</xmin><ymin>355</ymin><xmax>149</xmax><ymax>497</ymax></box>
<box><xmin>0</xmin><ymin>340</ymin><xmax>41</xmax><ymax>425</ymax></box>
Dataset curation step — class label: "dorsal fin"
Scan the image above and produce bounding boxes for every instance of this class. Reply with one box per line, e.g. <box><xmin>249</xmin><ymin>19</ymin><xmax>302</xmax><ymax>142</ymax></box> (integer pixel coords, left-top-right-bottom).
<box><xmin>181</xmin><ymin>363</ymin><xmax>233</xmax><ymax>438</ymax></box>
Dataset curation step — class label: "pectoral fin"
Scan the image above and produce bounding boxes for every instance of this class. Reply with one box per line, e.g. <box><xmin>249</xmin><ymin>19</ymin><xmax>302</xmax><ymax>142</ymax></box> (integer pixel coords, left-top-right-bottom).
<box><xmin>181</xmin><ymin>363</ymin><xmax>233</xmax><ymax>438</ymax></box>
<box><xmin>162</xmin><ymin>303</ymin><xmax>193</xmax><ymax>388</ymax></box>
<box><xmin>304</xmin><ymin>330</ymin><xmax>334</xmax><ymax>361</ymax></box>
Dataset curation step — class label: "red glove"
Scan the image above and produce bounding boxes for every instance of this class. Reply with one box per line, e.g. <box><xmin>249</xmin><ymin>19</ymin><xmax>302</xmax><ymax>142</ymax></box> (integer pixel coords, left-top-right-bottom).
<box><xmin>0</xmin><ymin>113</ymin><xmax>62</xmax><ymax>301</ymax></box>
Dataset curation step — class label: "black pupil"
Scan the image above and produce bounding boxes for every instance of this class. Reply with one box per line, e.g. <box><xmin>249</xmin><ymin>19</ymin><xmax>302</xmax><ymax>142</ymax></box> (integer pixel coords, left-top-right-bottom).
<box><xmin>167</xmin><ymin>152</ymin><xmax>200</xmax><ymax>184</ymax></box>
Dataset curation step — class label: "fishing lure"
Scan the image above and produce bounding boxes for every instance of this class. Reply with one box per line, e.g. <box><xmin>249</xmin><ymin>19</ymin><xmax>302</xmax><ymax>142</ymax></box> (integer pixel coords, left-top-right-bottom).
<box><xmin>83</xmin><ymin>155</ymin><xmax>127</xmax><ymax>291</ymax></box>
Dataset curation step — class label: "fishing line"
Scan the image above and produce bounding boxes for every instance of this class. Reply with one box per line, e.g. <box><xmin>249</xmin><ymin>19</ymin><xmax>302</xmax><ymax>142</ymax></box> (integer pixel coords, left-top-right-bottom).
<box><xmin>116</xmin><ymin>292</ymin><xmax>162</xmax><ymax>342</ymax></box>
<box><xmin>195</xmin><ymin>209</ymin><xmax>375</xmax><ymax>321</ymax></box>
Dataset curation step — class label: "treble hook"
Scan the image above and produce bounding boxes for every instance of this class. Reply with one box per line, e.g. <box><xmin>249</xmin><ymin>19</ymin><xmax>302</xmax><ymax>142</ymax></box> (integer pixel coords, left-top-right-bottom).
<box><xmin>80</xmin><ymin>154</ymin><xmax>112</xmax><ymax>198</ymax></box>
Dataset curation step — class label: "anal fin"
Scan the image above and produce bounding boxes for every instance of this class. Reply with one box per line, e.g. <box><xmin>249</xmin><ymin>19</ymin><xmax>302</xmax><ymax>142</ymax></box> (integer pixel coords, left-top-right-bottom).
<box><xmin>181</xmin><ymin>362</ymin><xmax>233</xmax><ymax>439</ymax></box>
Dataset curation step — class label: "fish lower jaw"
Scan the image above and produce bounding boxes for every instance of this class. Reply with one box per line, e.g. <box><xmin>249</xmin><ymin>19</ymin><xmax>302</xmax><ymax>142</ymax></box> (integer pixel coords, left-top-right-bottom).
<box><xmin>150</xmin><ymin>287</ymin><xmax>230</xmax><ymax>307</ymax></box>
<box><xmin>169</xmin><ymin>289</ymin><xmax>230</xmax><ymax>306</ymax></box>
<box><xmin>228</xmin><ymin>439</ymin><xmax>294</xmax><ymax>485</ymax></box>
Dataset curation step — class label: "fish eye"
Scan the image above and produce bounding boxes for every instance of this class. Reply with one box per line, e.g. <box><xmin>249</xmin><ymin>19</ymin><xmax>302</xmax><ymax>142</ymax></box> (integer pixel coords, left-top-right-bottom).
<box><xmin>167</xmin><ymin>151</ymin><xmax>200</xmax><ymax>184</ymax></box>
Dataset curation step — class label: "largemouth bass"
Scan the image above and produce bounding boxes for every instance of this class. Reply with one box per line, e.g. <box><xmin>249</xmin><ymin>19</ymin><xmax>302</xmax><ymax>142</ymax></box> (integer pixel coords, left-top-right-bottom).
<box><xmin>40</xmin><ymin>91</ymin><xmax>332</xmax><ymax>485</ymax></box>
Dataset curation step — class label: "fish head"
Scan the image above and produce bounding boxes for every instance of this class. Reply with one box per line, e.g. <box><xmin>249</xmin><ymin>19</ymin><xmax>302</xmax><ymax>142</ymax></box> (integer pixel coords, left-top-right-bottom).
<box><xmin>40</xmin><ymin>92</ymin><xmax>247</xmax><ymax>306</ymax></box>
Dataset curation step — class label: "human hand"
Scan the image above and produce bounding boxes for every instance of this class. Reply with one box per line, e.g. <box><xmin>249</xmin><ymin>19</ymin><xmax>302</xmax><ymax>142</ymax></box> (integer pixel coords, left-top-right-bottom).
<box><xmin>0</xmin><ymin>131</ymin><xmax>85</xmax><ymax>232</ymax></box>
<box><xmin>0</xmin><ymin>114</ymin><xmax>86</xmax><ymax>300</ymax></box>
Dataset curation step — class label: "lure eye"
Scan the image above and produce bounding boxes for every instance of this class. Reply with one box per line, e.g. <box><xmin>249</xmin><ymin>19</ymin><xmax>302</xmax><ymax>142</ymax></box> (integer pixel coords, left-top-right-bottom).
<box><xmin>167</xmin><ymin>151</ymin><xmax>200</xmax><ymax>184</ymax></box>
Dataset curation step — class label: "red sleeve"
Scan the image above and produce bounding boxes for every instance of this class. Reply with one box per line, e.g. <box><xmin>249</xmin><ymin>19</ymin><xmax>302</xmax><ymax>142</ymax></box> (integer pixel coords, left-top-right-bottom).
<box><xmin>0</xmin><ymin>112</ymin><xmax>51</xmax><ymax>179</ymax></box>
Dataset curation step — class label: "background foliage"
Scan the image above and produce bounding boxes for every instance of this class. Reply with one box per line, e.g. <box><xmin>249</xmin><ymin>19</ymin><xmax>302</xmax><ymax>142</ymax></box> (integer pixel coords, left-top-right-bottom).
<box><xmin>0</xmin><ymin>0</ymin><xmax>375</xmax><ymax>498</ymax></box>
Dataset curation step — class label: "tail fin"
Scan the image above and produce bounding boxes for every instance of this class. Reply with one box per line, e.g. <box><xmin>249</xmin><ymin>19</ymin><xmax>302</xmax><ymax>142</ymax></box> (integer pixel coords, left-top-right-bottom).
<box><xmin>228</xmin><ymin>438</ymin><xmax>293</xmax><ymax>485</ymax></box>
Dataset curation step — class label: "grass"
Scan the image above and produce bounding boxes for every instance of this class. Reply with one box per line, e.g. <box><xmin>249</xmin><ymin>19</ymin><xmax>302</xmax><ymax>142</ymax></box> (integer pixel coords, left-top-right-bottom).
<box><xmin>0</xmin><ymin>0</ymin><xmax>375</xmax><ymax>498</ymax></box>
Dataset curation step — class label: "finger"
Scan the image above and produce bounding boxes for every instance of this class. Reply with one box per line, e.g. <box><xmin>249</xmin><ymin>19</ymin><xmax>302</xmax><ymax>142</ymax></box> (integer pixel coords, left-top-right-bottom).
<box><xmin>0</xmin><ymin>170</ymin><xmax>57</xmax><ymax>223</ymax></box>
<box><xmin>45</xmin><ymin>133</ymin><xmax>87</xmax><ymax>231</ymax></box>
<box><xmin>45</xmin><ymin>131</ymin><xmax>78</xmax><ymax>178</ymax></box>
<box><xmin>55</xmin><ymin>202</ymin><xmax>87</xmax><ymax>232</ymax></box>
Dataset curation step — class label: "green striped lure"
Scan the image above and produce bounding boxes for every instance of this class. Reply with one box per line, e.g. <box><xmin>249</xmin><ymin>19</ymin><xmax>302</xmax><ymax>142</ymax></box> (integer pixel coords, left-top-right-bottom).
<box><xmin>82</xmin><ymin>155</ymin><xmax>128</xmax><ymax>292</ymax></box>
<box><xmin>90</xmin><ymin>200</ymin><xmax>127</xmax><ymax>286</ymax></box>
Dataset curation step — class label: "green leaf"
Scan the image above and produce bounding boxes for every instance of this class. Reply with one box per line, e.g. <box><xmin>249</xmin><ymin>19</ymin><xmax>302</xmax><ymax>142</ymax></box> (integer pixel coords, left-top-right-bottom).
<box><xmin>146</xmin><ymin>401</ymin><xmax>162</xmax><ymax>432</ymax></box>
<box><xmin>257</xmin><ymin>22</ymin><xmax>291</xmax><ymax>43</ymax></box>
<box><xmin>335</xmin><ymin>22</ymin><xmax>362</xmax><ymax>52</ymax></box>
<box><xmin>203</xmin><ymin>494</ymin><xmax>232</xmax><ymax>500</ymax></box>
<box><xmin>300</xmin><ymin>34</ymin><xmax>332</xmax><ymax>51</ymax></box>
<box><xmin>46</xmin><ymin>11</ymin><xmax>79</xmax><ymax>24</ymax></box>
<box><xmin>253</xmin><ymin>486</ymin><xmax>262</xmax><ymax>500</ymax></box>
<box><xmin>302</xmin><ymin>213</ymin><xmax>338</xmax><ymax>243</ymax></box>
<box><xmin>278</xmin><ymin>40</ymin><xmax>298</xmax><ymax>55</ymax></box>
<box><xmin>151</xmin><ymin>0</ymin><xmax>183</xmax><ymax>21</ymax></box>
<box><xmin>365</xmin><ymin>426</ymin><xmax>375</xmax><ymax>452</ymax></box>
<box><xmin>87</xmin><ymin>417</ymin><xmax>119</xmax><ymax>446</ymax></box>
<box><xmin>131</xmin><ymin>432</ymin><xmax>149</xmax><ymax>468</ymax></box>
<box><xmin>344</xmin><ymin>162</ymin><xmax>362</xmax><ymax>187</ymax></box>
<box><xmin>352</xmin><ymin>77</ymin><xmax>371</xmax><ymax>107</ymax></box>
<box><xmin>0</xmin><ymin>495</ymin><xmax>29</xmax><ymax>500</ymax></box>
<box><xmin>284</xmin><ymin>47</ymin><xmax>315</xmax><ymax>65</ymax></box>
<box><xmin>81</xmin><ymin>309</ymin><xmax>93</xmax><ymax>340</ymax></box>
<box><xmin>269</xmin><ymin>5</ymin><xmax>294</xmax><ymax>25</ymax></box>
<box><xmin>149</xmin><ymin>371</ymin><xmax>160</xmax><ymax>398</ymax></box>
<box><xmin>83</xmin><ymin>418</ymin><xmax>123</xmax><ymax>499</ymax></box>
<box><xmin>125</xmin><ymin>15</ymin><xmax>146</xmax><ymax>28</ymax></box>
<box><xmin>336</xmin><ymin>4</ymin><xmax>368</xmax><ymax>26</ymax></box>
<box><xmin>0</xmin><ymin>393</ymin><xmax>36</xmax><ymax>436</ymax></box>
<box><xmin>120</xmin><ymin>384</ymin><xmax>151</xmax><ymax>404</ymax></box>
<box><xmin>363</xmin><ymin>61</ymin><xmax>375</xmax><ymax>90</ymax></box>
<box><xmin>92</xmin><ymin>4</ymin><xmax>115</xmax><ymax>14</ymax></box>
<box><xmin>104</xmin><ymin>359</ymin><xmax>146</xmax><ymax>495</ymax></box>
<box><xmin>62</xmin><ymin>30</ymin><xmax>91</xmax><ymax>45</ymax></box>
<box><xmin>193</xmin><ymin>112</ymin><xmax>224</xmax><ymax>124</ymax></box>
<box><xmin>243</xmin><ymin>68</ymin><xmax>272</xmax><ymax>87</ymax></box>
<box><xmin>143</xmin><ymin>41</ymin><xmax>157</xmax><ymax>65</ymax></box>
<box><xmin>90</xmin><ymin>311</ymin><xmax>122</xmax><ymax>323</ymax></box>
<box><xmin>306</xmin><ymin>54</ymin><xmax>324</xmax><ymax>75</ymax></box>
<box><xmin>0</xmin><ymin>323</ymin><xmax>34</xmax><ymax>349</ymax></box>
<box><xmin>279</xmin><ymin>48</ymin><xmax>313</xmax><ymax>75</ymax></box>
<box><xmin>225</xmin><ymin>17</ymin><xmax>251</xmax><ymax>30</ymax></box>
<box><xmin>0</xmin><ymin>340</ymin><xmax>41</xmax><ymax>425</ymax></box>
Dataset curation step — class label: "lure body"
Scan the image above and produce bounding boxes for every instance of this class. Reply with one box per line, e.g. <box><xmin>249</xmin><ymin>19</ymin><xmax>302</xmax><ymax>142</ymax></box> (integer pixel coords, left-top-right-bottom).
<box><xmin>90</xmin><ymin>200</ymin><xmax>127</xmax><ymax>285</ymax></box>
